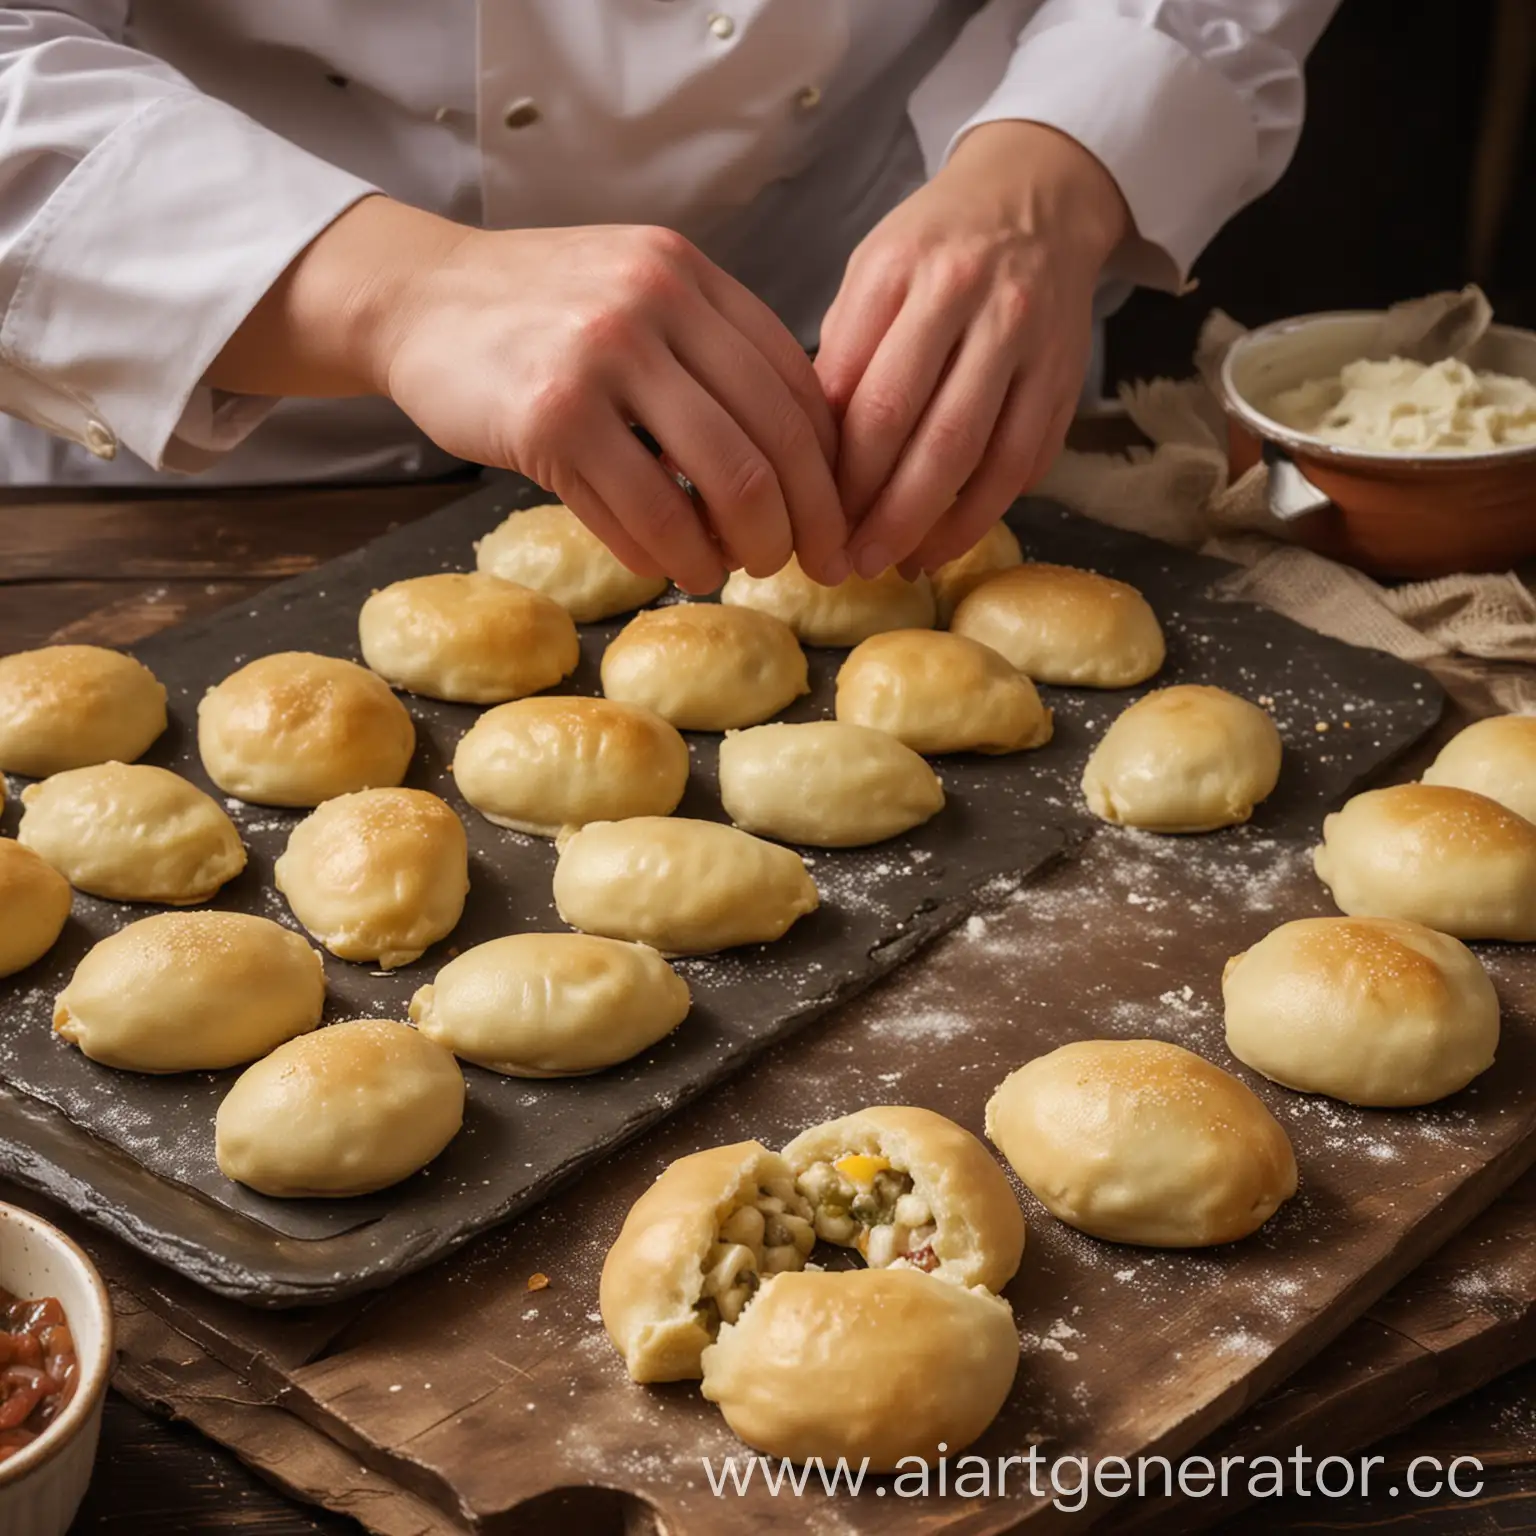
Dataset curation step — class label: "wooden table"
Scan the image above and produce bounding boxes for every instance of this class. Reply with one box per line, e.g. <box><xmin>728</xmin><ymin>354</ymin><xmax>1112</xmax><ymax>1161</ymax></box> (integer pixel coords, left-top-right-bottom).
<box><xmin>2</xmin><ymin>473</ymin><xmax>1533</xmax><ymax>1535</ymax></box>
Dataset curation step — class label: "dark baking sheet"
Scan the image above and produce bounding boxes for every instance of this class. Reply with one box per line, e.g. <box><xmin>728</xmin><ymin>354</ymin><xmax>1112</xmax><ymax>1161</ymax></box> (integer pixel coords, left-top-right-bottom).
<box><xmin>0</xmin><ymin>479</ymin><xmax>1443</xmax><ymax>1302</ymax></box>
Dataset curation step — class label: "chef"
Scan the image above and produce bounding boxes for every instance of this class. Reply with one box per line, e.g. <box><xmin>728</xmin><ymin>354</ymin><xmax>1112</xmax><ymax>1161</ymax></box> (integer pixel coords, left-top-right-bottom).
<box><xmin>0</xmin><ymin>2</ymin><xmax>1336</xmax><ymax>591</ymax></box>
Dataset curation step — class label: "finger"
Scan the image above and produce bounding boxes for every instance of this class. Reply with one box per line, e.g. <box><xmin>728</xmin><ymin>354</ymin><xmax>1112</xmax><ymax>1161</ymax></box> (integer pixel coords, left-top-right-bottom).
<box><xmin>552</xmin><ymin>479</ymin><xmax>667</xmax><ymax>579</ymax></box>
<box><xmin>814</xmin><ymin>259</ymin><xmax>908</xmax><ymax>422</ymax></box>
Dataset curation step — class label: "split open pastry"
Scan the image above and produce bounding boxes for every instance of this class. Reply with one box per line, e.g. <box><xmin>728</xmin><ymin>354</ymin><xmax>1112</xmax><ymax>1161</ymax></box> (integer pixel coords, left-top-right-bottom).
<box><xmin>451</xmin><ymin>695</ymin><xmax>689</xmax><ymax>836</ymax></box>
<box><xmin>409</xmin><ymin>932</ymin><xmax>690</xmax><ymax>1076</ymax></box>
<box><xmin>0</xmin><ymin>645</ymin><xmax>167</xmax><ymax>778</ymax></box>
<box><xmin>19</xmin><ymin>762</ymin><xmax>246</xmax><ymax>904</ymax></box>
<box><xmin>1422</xmin><ymin>714</ymin><xmax>1536</xmax><ymax>823</ymax></box>
<box><xmin>931</xmin><ymin>520</ymin><xmax>1023</xmax><ymax>624</ymax></box>
<box><xmin>358</xmin><ymin>571</ymin><xmax>580</xmax><ymax>704</ymax></box>
<box><xmin>1224</xmin><ymin>916</ymin><xmax>1498</xmax><ymax>1106</ymax></box>
<box><xmin>986</xmin><ymin>1039</ymin><xmax>1297</xmax><ymax>1247</ymax></box>
<box><xmin>722</xmin><ymin>555</ymin><xmax>935</xmax><ymax>646</ymax></box>
<box><xmin>275</xmin><ymin>788</ymin><xmax>468</xmax><ymax>969</ymax></box>
<box><xmin>198</xmin><ymin>651</ymin><xmax>416</xmax><ymax>807</ymax></box>
<box><xmin>215</xmin><ymin>1019</ymin><xmax>465</xmax><ymax>1198</ymax></box>
<box><xmin>1314</xmin><ymin>783</ymin><xmax>1536</xmax><ymax>940</ymax></box>
<box><xmin>475</xmin><ymin>501</ymin><xmax>669</xmax><ymax>622</ymax></box>
<box><xmin>600</xmin><ymin>603</ymin><xmax>809</xmax><ymax>730</ymax></box>
<box><xmin>718</xmin><ymin>721</ymin><xmax>944</xmax><ymax>847</ymax></box>
<box><xmin>0</xmin><ymin>838</ymin><xmax>72</xmax><ymax>978</ymax></box>
<box><xmin>53</xmin><ymin>910</ymin><xmax>325</xmax><ymax>1073</ymax></box>
<box><xmin>835</xmin><ymin>629</ymin><xmax>1052</xmax><ymax>755</ymax></box>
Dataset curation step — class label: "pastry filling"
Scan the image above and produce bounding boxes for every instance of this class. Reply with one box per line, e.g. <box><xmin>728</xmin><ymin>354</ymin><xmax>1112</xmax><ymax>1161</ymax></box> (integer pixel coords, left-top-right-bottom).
<box><xmin>695</xmin><ymin>1176</ymin><xmax>816</xmax><ymax>1332</ymax></box>
<box><xmin>795</xmin><ymin>1153</ymin><xmax>939</xmax><ymax>1272</ymax></box>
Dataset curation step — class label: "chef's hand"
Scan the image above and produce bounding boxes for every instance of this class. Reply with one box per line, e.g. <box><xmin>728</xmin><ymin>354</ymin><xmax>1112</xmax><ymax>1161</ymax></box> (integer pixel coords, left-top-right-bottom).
<box><xmin>211</xmin><ymin>202</ymin><xmax>846</xmax><ymax>594</ymax></box>
<box><xmin>815</xmin><ymin>121</ymin><xmax>1130</xmax><ymax>578</ymax></box>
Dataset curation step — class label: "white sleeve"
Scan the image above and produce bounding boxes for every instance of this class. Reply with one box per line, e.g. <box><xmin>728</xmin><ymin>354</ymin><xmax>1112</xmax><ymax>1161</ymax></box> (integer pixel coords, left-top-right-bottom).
<box><xmin>908</xmin><ymin>0</ymin><xmax>1340</xmax><ymax>291</ymax></box>
<box><xmin>0</xmin><ymin>4</ymin><xmax>375</xmax><ymax>472</ymax></box>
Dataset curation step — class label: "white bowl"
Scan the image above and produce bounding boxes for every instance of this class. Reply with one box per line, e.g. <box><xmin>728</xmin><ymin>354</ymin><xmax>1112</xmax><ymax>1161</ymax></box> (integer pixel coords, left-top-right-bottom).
<box><xmin>0</xmin><ymin>1204</ymin><xmax>113</xmax><ymax>1536</ymax></box>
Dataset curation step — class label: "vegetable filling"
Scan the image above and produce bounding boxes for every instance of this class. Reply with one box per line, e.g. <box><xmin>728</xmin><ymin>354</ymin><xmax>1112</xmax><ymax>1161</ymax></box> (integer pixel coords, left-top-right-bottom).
<box><xmin>696</xmin><ymin>1176</ymin><xmax>815</xmax><ymax>1332</ymax></box>
<box><xmin>796</xmin><ymin>1153</ymin><xmax>938</xmax><ymax>1271</ymax></box>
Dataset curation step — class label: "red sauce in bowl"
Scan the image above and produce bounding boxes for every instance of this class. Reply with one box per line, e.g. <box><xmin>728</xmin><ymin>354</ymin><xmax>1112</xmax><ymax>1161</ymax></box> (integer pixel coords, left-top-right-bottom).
<box><xmin>0</xmin><ymin>1288</ymin><xmax>78</xmax><ymax>1461</ymax></box>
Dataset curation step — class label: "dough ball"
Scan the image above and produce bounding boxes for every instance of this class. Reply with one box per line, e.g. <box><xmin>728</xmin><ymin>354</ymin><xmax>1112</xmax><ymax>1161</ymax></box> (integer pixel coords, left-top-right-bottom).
<box><xmin>358</xmin><ymin>571</ymin><xmax>579</xmax><ymax>704</ymax></box>
<box><xmin>722</xmin><ymin>555</ymin><xmax>935</xmax><ymax>646</ymax></box>
<box><xmin>951</xmin><ymin>563</ymin><xmax>1164</xmax><ymax>687</ymax></box>
<box><xmin>835</xmin><ymin>629</ymin><xmax>1052</xmax><ymax>755</ymax></box>
<box><xmin>1082</xmin><ymin>685</ymin><xmax>1282</xmax><ymax>832</ymax></box>
<box><xmin>410</xmin><ymin>932</ymin><xmax>690</xmax><ymax>1076</ymax></box>
<box><xmin>554</xmin><ymin>816</ymin><xmax>818</xmax><ymax>954</ymax></box>
<box><xmin>53</xmin><ymin>911</ymin><xmax>324</xmax><ymax>1073</ymax></box>
<box><xmin>1313</xmin><ymin>783</ymin><xmax>1536</xmax><ymax>940</ymax></box>
<box><xmin>198</xmin><ymin>652</ymin><xmax>416</xmax><ymax>807</ymax></box>
<box><xmin>719</xmin><ymin>721</ymin><xmax>944</xmax><ymax>847</ymax></box>
<box><xmin>1224</xmin><ymin>917</ymin><xmax>1498</xmax><ymax>1107</ymax></box>
<box><xmin>1422</xmin><ymin>715</ymin><xmax>1536</xmax><ymax>823</ymax></box>
<box><xmin>932</xmin><ymin>520</ymin><xmax>1023</xmax><ymax>623</ymax></box>
<box><xmin>475</xmin><ymin>501</ymin><xmax>669</xmax><ymax>622</ymax></box>
<box><xmin>985</xmin><ymin>1039</ymin><xmax>1297</xmax><ymax>1247</ymax></box>
<box><xmin>601</xmin><ymin>603</ymin><xmax>809</xmax><ymax>730</ymax></box>
<box><xmin>0</xmin><ymin>839</ymin><xmax>72</xmax><ymax>978</ymax></box>
<box><xmin>781</xmin><ymin>1105</ymin><xmax>1025</xmax><ymax>1292</ymax></box>
<box><xmin>215</xmin><ymin>1019</ymin><xmax>465</xmax><ymax>1198</ymax></box>
<box><xmin>452</xmin><ymin>696</ymin><xmax>689</xmax><ymax>837</ymax></box>
<box><xmin>18</xmin><ymin>763</ymin><xmax>245</xmax><ymax>904</ymax></box>
<box><xmin>700</xmin><ymin>1269</ymin><xmax>1018</xmax><ymax>1472</ymax></box>
<box><xmin>0</xmin><ymin>645</ymin><xmax>166</xmax><ymax>778</ymax></box>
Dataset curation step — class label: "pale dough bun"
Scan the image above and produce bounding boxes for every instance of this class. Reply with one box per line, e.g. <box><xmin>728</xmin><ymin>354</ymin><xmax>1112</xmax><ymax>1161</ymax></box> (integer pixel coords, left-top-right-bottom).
<box><xmin>0</xmin><ymin>645</ymin><xmax>166</xmax><ymax>778</ymax></box>
<box><xmin>985</xmin><ymin>1039</ymin><xmax>1297</xmax><ymax>1247</ymax></box>
<box><xmin>198</xmin><ymin>652</ymin><xmax>416</xmax><ymax>807</ymax></box>
<box><xmin>719</xmin><ymin>721</ymin><xmax>943</xmax><ymax>847</ymax></box>
<box><xmin>18</xmin><ymin>762</ymin><xmax>245</xmax><ymax>904</ymax></box>
<box><xmin>951</xmin><ymin>563</ymin><xmax>1165</xmax><ymax>687</ymax></box>
<box><xmin>932</xmin><ymin>520</ymin><xmax>1023</xmax><ymax>623</ymax></box>
<box><xmin>1082</xmin><ymin>685</ymin><xmax>1282</xmax><ymax>832</ymax></box>
<box><xmin>0</xmin><ymin>838</ymin><xmax>72</xmax><ymax>978</ymax></box>
<box><xmin>215</xmin><ymin>1019</ymin><xmax>465</xmax><ymax>1198</ymax></box>
<box><xmin>1422</xmin><ymin>715</ymin><xmax>1536</xmax><ymax>823</ymax></box>
<box><xmin>600</xmin><ymin>603</ymin><xmax>809</xmax><ymax>730</ymax></box>
<box><xmin>53</xmin><ymin>911</ymin><xmax>324</xmax><ymax>1073</ymax></box>
<box><xmin>358</xmin><ymin>571</ymin><xmax>579</xmax><ymax>704</ymax></box>
<box><xmin>780</xmin><ymin>1105</ymin><xmax>1025</xmax><ymax>1292</ymax></box>
<box><xmin>475</xmin><ymin>501</ymin><xmax>669</xmax><ymax>622</ymax></box>
<box><xmin>1313</xmin><ymin>783</ymin><xmax>1536</xmax><ymax>940</ymax></box>
<box><xmin>1223</xmin><ymin>917</ymin><xmax>1498</xmax><ymax>1107</ymax></box>
<box><xmin>722</xmin><ymin>555</ymin><xmax>935</xmax><ymax>646</ymax></box>
<box><xmin>274</xmin><ymin>788</ymin><xmax>468</xmax><ymax>969</ymax></box>
<box><xmin>701</xmin><ymin>1269</ymin><xmax>1018</xmax><ymax>1472</ymax></box>
<box><xmin>409</xmin><ymin>932</ymin><xmax>690</xmax><ymax>1076</ymax></box>
<box><xmin>554</xmin><ymin>816</ymin><xmax>818</xmax><ymax>954</ymax></box>
<box><xmin>452</xmin><ymin>696</ymin><xmax>688</xmax><ymax>837</ymax></box>
<box><xmin>835</xmin><ymin>629</ymin><xmax>1052</xmax><ymax>755</ymax></box>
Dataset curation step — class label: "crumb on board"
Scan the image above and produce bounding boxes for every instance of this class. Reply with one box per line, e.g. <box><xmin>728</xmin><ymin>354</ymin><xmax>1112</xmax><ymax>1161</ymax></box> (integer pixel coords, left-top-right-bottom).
<box><xmin>527</xmin><ymin>1272</ymin><xmax>550</xmax><ymax>1292</ymax></box>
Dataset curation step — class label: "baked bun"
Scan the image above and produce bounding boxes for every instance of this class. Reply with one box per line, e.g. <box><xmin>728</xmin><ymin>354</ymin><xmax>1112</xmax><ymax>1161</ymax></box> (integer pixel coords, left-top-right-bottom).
<box><xmin>1422</xmin><ymin>715</ymin><xmax>1536</xmax><ymax>823</ymax></box>
<box><xmin>719</xmin><ymin>722</ymin><xmax>944</xmax><ymax>847</ymax></box>
<box><xmin>18</xmin><ymin>763</ymin><xmax>245</xmax><ymax>904</ymax></box>
<box><xmin>601</xmin><ymin>603</ymin><xmax>809</xmax><ymax>730</ymax></box>
<box><xmin>932</xmin><ymin>520</ymin><xmax>1023</xmax><ymax>623</ymax></box>
<box><xmin>275</xmin><ymin>789</ymin><xmax>468</xmax><ymax>969</ymax></box>
<box><xmin>409</xmin><ymin>932</ymin><xmax>690</xmax><ymax>1076</ymax></box>
<box><xmin>780</xmin><ymin>1105</ymin><xmax>1024</xmax><ymax>1292</ymax></box>
<box><xmin>700</xmin><ymin>1269</ymin><xmax>1018</xmax><ymax>1472</ymax></box>
<box><xmin>358</xmin><ymin>571</ymin><xmax>579</xmax><ymax>704</ymax></box>
<box><xmin>475</xmin><ymin>501</ymin><xmax>669</xmax><ymax>622</ymax></box>
<box><xmin>835</xmin><ymin>629</ymin><xmax>1052</xmax><ymax>755</ymax></box>
<box><xmin>215</xmin><ymin>1019</ymin><xmax>464</xmax><ymax>1198</ymax></box>
<box><xmin>985</xmin><ymin>1039</ymin><xmax>1297</xmax><ymax>1247</ymax></box>
<box><xmin>452</xmin><ymin>696</ymin><xmax>689</xmax><ymax>836</ymax></box>
<box><xmin>1313</xmin><ymin>783</ymin><xmax>1536</xmax><ymax>940</ymax></box>
<box><xmin>554</xmin><ymin>816</ymin><xmax>818</xmax><ymax>954</ymax></box>
<box><xmin>1224</xmin><ymin>917</ymin><xmax>1498</xmax><ymax>1106</ymax></box>
<box><xmin>0</xmin><ymin>645</ymin><xmax>166</xmax><ymax>777</ymax></box>
<box><xmin>722</xmin><ymin>555</ymin><xmax>935</xmax><ymax>646</ymax></box>
<box><xmin>198</xmin><ymin>652</ymin><xmax>415</xmax><ymax>807</ymax></box>
<box><xmin>1082</xmin><ymin>685</ymin><xmax>1282</xmax><ymax>832</ymax></box>
<box><xmin>53</xmin><ymin>911</ymin><xmax>324</xmax><ymax>1073</ymax></box>
<box><xmin>951</xmin><ymin>564</ymin><xmax>1164</xmax><ymax>687</ymax></box>
<box><xmin>0</xmin><ymin>838</ymin><xmax>72</xmax><ymax>978</ymax></box>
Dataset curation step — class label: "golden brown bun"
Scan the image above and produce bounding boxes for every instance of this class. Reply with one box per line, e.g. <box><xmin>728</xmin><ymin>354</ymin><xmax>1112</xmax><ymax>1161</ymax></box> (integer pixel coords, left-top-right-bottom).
<box><xmin>722</xmin><ymin>556</ymin><xmax>935</xmax><ymax>646</ymax></box>
<box><xmin>0</xmin><ymin>838</ymin><xmax>72</xmax><ymax>978</ymax></box>
<box><xmin>1422</xmin><ymin>715</ymin><xmax>1536</xmax><ymax>823</ymax></box>
<box><xmin>932</xmin><ymin>521</ymin><xmax>1023</xmax><ymax>623</ymax></box>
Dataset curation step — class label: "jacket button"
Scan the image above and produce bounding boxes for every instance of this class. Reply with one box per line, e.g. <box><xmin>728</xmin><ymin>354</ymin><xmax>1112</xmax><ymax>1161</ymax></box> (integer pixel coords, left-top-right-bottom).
<box><xmin>502</xmin><ymin>97</ymin><xmax>541</xmax><ymax>130</ymax></box>
<box><xmin>708</xmin><ymin>13</ymin><xmax>736</xmax><ymax>40</ymax></box>
<box><xmin>83</xmin><ymin>419</ymin><xmax>117</xmax><ymax>460</ymax></box>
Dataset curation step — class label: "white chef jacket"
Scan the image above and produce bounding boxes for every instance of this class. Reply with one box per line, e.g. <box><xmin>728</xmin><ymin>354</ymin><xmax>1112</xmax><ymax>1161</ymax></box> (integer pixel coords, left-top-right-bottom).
<box><xmin>0</xmin><ymin>0</ymin><xmax>1336</xmax><ymax>487</ymax></box>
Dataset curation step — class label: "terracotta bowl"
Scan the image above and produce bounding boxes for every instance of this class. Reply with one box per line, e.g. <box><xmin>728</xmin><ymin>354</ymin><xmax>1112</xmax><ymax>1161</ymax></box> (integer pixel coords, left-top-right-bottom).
<box><xmin>1220</xmin><ymin>311</ymin><xmax>1536</xmax><ymax>579</ymax></box>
